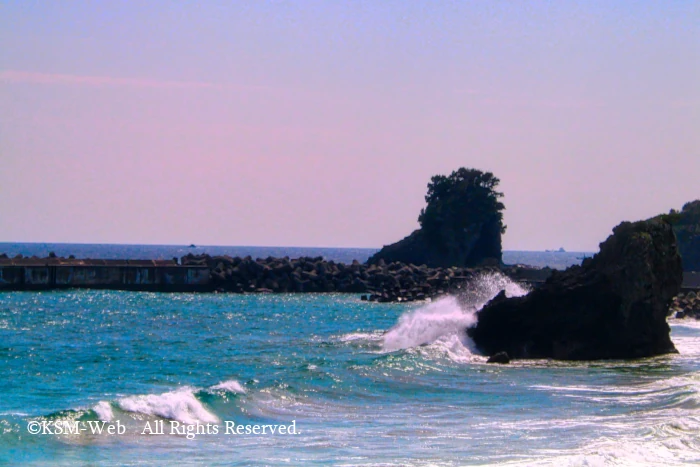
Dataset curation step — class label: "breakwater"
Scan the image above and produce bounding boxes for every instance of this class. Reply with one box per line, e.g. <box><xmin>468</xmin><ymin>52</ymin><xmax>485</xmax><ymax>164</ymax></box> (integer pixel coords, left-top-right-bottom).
<box><xmin>0</xmin><ymin>253</ymin><xmax>549</xmax><ymax>299</ymax></box>
<box><xmin>1</xmin><ymin>254</ymin><xmax>697</xmax><ymax>301</ymax></box>
<box><xmin>181</xmin><ymin>253</ymin><xmax>555</xmax><ymax>301</ymax></box>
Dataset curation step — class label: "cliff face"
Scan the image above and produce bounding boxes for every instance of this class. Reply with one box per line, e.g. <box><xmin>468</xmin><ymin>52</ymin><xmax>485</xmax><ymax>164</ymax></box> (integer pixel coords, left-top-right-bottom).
<box><xmin>468</xmin><ymin>218</ymin><xmax>682</xmax><ymax>360</ymax></box>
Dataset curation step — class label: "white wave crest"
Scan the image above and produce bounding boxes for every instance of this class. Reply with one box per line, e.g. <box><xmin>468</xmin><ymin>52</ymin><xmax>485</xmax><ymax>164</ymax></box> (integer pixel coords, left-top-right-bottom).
<box><xmin>210</xmin><ymin>379</ymin><xmax>246</xmax><ymax>394</ymax></box>
<box><xmin>93</xmin><ymin>401</ymin><xmax>114</xmax><ymax>422</ymax></box>
<box><xmin>117</xmin><ymin>387</ymin><xmax>218</xmax><ymax>424</ymax></box>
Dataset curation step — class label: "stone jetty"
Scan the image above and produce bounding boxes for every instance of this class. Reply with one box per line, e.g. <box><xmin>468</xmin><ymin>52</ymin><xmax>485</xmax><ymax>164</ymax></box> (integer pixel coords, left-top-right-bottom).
<box><xmin>182</xmin><ymin>253</ymin><xmax>548</xmax><ymax>301</ymax></box>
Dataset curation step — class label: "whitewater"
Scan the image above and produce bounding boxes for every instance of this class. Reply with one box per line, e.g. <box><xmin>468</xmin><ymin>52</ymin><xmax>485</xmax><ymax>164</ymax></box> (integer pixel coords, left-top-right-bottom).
<box><xmin>1</xmin><ymin>271</ymin><xmax>699</xmax><ymax>465</ymax></box>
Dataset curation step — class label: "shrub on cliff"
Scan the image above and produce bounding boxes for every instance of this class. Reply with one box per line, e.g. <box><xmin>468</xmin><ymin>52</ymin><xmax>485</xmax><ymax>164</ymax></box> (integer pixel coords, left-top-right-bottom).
<box><xmin>367</xmin><ymin>168</ymin><xmax>506</xmax><ymax>267</ymax></box>
<box><xmin>661</xmin><ymin>200</ymin><xmax>700</xmax><ymax>271</ymax></box>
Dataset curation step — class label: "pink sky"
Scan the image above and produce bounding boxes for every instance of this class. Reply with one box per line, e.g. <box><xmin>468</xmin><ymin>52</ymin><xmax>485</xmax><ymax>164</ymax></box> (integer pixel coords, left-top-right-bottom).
<box><xmin>1</xmin><ymin>2</ymin><xmax>698</xmax><ymax>250</ymax></box>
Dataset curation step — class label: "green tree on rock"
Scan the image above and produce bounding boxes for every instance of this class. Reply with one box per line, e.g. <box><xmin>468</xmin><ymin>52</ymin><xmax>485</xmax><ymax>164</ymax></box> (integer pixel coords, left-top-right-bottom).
<box><xmin>368</xmin><ymin>167</ymin><xmax>506</xmax><ymax>267</ymax></box>
<box><xmin>418</xmin><ymin>168</ymin><xmax>506</xmax><ymax>250</ymax></box>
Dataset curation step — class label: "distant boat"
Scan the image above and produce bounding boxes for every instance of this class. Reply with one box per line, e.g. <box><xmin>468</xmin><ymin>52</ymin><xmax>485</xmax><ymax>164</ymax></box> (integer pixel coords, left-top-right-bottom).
<box><xmin>545</xmin><ymin>248</ymin><xmax>567</xmax><ymax>253</ymax></box>
<box><xmin>189</xmin><ymin>244</ymin><xmax>197</xmax><ymax>248</ymax></box>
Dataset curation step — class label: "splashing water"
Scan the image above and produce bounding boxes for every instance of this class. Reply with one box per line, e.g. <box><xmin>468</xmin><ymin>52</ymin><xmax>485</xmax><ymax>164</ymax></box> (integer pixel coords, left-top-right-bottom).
<box><xmin>455</xmin><ymin>270</ymin><xmax>531</xmax><ymax>309</ymax></box>
<box><xmin>382</xmin><ymin>296</ymin><xmax>475</xmax><ymax>352</ymax></box>
<box><xmin>382</xmin><ymin>272</ymin><xmax>529</xmax><ymax>355</ymax></box>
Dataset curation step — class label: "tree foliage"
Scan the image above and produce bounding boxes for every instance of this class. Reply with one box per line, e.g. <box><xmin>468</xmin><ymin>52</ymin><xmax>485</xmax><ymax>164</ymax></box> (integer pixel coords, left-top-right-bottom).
<box><xmin>418</xmin><ymin>168</ymin><xmax>506</xmax><ymax>239</ymax></box>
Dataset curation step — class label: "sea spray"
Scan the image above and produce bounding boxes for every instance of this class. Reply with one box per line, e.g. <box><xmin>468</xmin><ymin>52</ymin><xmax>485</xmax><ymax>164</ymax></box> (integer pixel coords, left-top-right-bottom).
<box><xmin>382</xmin><ymin>272</ymin><xmax>529</xmax><ymax>355</ymax></box>
<box><xmin>382</xmin><ymin>296</ymin><xmax>476</xmax><ymax>352</ymax></box>
<box><xmin>455</xmin><ymin>270</ymin><xmax>530</xmax><ymax>309</ymax></box>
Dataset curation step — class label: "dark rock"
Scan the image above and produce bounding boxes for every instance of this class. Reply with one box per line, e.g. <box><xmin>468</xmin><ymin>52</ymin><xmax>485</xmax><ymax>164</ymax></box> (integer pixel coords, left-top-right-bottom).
<box><xmin>486</xmin><ymin>351</ymin><xmax>510</xmax><ymax>364</ymax></box>
<box><xmin>348</xmin><ymin>278</ymin><xmax>369</xmax><ymax>293</ymax></box>
<box><xmin>468</xmin><ymin>218</ymin><xmax>683</xmax><ymax>360</ymax></box>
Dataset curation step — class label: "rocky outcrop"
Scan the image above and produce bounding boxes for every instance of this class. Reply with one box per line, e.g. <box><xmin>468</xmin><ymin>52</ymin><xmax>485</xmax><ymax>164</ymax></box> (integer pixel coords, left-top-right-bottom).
<box><xmin>367</xmin><ymin>168</ymin><xmax>505</xmax><ymax>268</ymax></box>
<box><xmin>368</xmin><ymin>219</ymin><xmax>502</xmax><ymax>268</ymax></box>
<box><xmin>467</xmin><ymin>218</ymin><xmax>683</xmax><ymax>360</ymax></box>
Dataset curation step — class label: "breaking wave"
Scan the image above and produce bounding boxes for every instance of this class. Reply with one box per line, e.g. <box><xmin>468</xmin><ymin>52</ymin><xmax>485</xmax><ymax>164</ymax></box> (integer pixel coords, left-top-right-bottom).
<box><xmin>117</xmin><ymin>387</ymin><xmax>219</xmax><ymax>424</ymax></box>
<box><xmin>381</xmin><ymin>272</ymin><xmax>530</xmax><ymax>359</ymax></box>
<box><xmin>84</xmin><ymin>379</ymin><xmax>247</xmax><ymax>425</ymax></box>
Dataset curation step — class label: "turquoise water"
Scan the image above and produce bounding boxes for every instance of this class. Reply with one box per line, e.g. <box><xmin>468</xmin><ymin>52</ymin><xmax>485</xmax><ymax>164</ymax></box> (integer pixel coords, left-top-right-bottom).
<box><xmin>2</xmin><ymin>273</ymin><xmax>700</xmax><ymax>466</ymax></box>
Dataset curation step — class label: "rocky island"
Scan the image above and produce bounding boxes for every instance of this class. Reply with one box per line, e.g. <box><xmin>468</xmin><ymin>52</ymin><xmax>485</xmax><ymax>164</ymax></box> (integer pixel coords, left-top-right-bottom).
<box><xmin>368</xmin><ymin>168</ymin><xmax>505</xmax><ymax>267</ymax></box>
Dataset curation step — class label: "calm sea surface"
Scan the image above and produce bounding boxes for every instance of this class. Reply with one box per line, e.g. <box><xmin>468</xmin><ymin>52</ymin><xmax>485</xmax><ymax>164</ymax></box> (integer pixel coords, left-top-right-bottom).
<box><xmin>0</xmin><ymin>243</ymin><xmax>591</xmax><ymax>270</ymax></box>
<box><xmin>2</xmin><ymin>244</ymin><xmax>698</xmax><ymax>466</ymax></box>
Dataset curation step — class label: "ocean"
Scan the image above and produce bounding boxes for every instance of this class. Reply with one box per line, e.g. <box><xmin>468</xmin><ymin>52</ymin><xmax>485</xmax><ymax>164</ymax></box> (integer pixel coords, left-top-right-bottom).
<box><xmin>2</xmin><ymin>245</ymin><xmax>698</xmax><ymax>466</ymax></box>
<box><xmin>0</xmin><ymin>243</ymin><xmax>591</xmax><ymax>270</ymax></box>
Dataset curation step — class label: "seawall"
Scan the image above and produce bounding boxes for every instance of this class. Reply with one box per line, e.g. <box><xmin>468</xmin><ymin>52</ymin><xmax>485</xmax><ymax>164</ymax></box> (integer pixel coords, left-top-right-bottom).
<box><xmin>0</xmin><ymin>258</ymin><xmax>211</xmax><ymax>292</ymax></box>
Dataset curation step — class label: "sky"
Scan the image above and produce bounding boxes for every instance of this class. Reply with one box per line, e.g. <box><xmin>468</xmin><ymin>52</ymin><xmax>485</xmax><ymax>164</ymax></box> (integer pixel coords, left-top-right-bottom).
<box><xmin>1</xmin><ymin>1</ymin><xmax>698</xmax><ymax>251</ymax></box>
